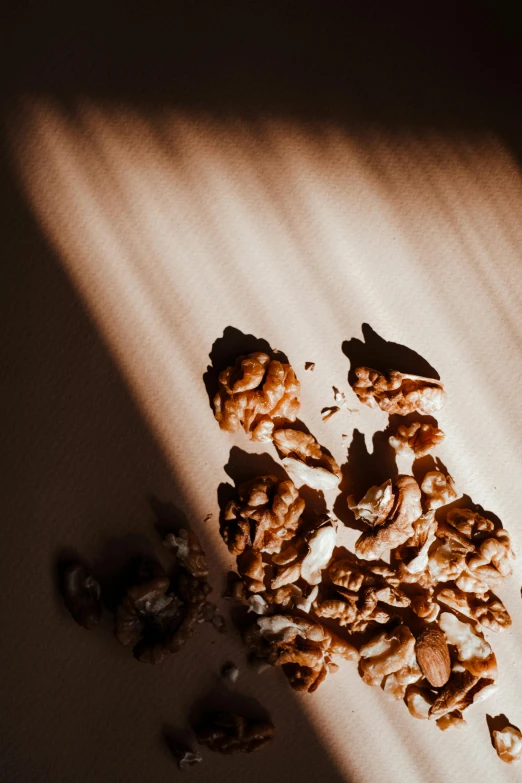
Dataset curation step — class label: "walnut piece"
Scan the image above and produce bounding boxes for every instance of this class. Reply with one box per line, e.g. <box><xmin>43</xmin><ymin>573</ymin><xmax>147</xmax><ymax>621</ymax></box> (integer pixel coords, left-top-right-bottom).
<box><xmin>164</xmin><ymin>529</ymin><xmax>208</xmax><ymax>579</ymax></box>
<box><xmin>359</xmin><ymin>625</ymin><xmax>416</xmax><ymax>687</ymax></box>
<box><xmin>243</xmin><ymin>613</ymin><xmax>358</xmax><ymax>692</ymax></box>
<box><xmin>196</xmin><ymin>712</ymin><xmax>275</xmax><ymax>755</ymax></box>
<box><xmin>62</xmin><ymin>562</ymin><xmax>102</xmax><ymax>630</ymax></box>
<box><xmin>493</xmin><ymin>725</ymin><xmax>522</xmax><ymax>764</ymax></box>
<box><xmin>421</xmin><ymin>471</ymin><xmax>458</xmax><ymax>511</ymax></box>
<box><xmin>213</xmin><ymin>352</ymin><xmax>300</xmax><ymax>441</ymax></box>
<box><xmin>429</xmin><ymin>670</ymin><xmax>496</xmax><ymax>718</ymax></box>
<box><xmin>114</xmin><ymin>560</ymin><xmax>211</xmax><ymax>664</ymax></box>
<box><xmin>437</xmin><ymin>587</ymin><xmax>511</xmax><ymax>632</ymax></box>
<box><xmin>353</xmin><ymin>475</ymin><xmax>423</xmax><ymax>560</ymax></box>
<box><xmin>300</xmin><ymin>518</ymin><xmax>337</xmax><ymax>585</ymax></box>
<box><xmin>221</xmin><ymin>475</ymin><xmax>304</xmax><ymax>555</ymax></box>
<box><xmin>237</xmin><ymin>548</ymin><xmax>266</xmax><ymax>593</ymax></box>
<box><xmin>405</xmin><ymin>685</ymin><xmax>435</xmax><ymax>719</ymax></box>
<box><xmin>166</xmin><ymin>737</ymin><xmax>202</xmax><ymax>770</ymax></box>
<box><xmin>352</xmin><ymin>367</ymin><xmax>445</xmax><ymax>415</ymax></box>
<box><xmin>273</xmin><ymin>429</ymin><xmax>341</xmax><ymax>491</ymax></box>
<box><xmin>389</xmin><ymin>422</ymin><xmax>445</xmax><ymax>458</ymax></box>
<box><xmin>436</xmin><ymin>711</ymin><xmax>466</xmax><ymax>731</ymax></box>
<box><xmin>438</xmin><ymin>612</ymin><xmax>497</xmax><ymax>679</ymax></box>
<box><xmin>316</xmin><ymin>557</ymin><xmax>410</xmax><ymax>633</ymax></box>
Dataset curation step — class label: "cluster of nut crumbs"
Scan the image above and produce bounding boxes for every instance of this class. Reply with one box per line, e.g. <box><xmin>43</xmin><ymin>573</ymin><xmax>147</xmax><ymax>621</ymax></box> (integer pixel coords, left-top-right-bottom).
<box><xmin>212</xmin><ymin>351</ymin><xmax>519</xmax><ymax>762</ymax></box>
<box><xmin>61</xmin><ymin>528</ymin><xmax>225</xmax><ymax>664</ymax></box>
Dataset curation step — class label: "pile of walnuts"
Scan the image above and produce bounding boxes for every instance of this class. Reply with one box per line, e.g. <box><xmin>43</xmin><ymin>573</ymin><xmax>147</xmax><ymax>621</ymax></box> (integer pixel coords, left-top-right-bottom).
<box><xmin>213</xmin><ymin>353</ymin><xmax>518</xmax><ymax>759</ymax></box>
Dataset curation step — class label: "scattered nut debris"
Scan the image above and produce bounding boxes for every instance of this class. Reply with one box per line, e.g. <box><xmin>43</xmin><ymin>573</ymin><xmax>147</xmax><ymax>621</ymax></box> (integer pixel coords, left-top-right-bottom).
<box><xmin>221</xmin><ymin>662</ymin><xmax>240</xmax><ymax>683</ymax></box>
<box><xmin>61</xmin><ymin>562</ymin><xmax>102</xmax><ymax>630</ymax></box>
<box><xmin>321</xmin><ymin>406</ymin><xmax>340</xmax><ymax>421</ymax></box>
<box><xmin>166</xmin><ymin>737</ymin><xmax>202</xmax><ymax>771</ymax></box>
<box><xmin>210</xmin><ymin>348</ymin><xmax>516</xmax><ymax>746</ymax></box>
<box><xmin>196</xmin><ymin>712</ymin><xmax>275</xmax><ymax>755</ymax></box>
<box><xmin>352</xmin><ymin>367</ymin><xmax>445</xmax><ymax>415</ymax></box>
<box><xmin>213</xmin><ymin>352</ymin><xmax>300</xmax><ymax>441</ymax></box>
<box><xmin>492</xmin><ymin>724</ymin><xmax>522</xmax><ymax>764</ymax></box>
<box><xmin>304</xmin><ymin>362</ymin><xmax>315</xmax><ymax>371</ymax></box>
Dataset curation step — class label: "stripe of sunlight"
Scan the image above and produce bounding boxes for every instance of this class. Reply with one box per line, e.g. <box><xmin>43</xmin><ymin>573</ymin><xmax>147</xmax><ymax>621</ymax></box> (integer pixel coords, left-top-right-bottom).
<box><xmin>77</xmin><ymin>105</ymin><xmax>264</xmax><ymax>344</ymax></box>
<box><xmin>453</xmin><ymin>134</ymin><xmax>522</xmax><ymax>282</ymax></box>
<box><xmin>361</xmin><ymin>128</ymin><xmax>522</xmax><ymax>476</ymax></box>
<box><xmin>9</xmin><ymin>101</ymin><xmax>231</xmax><ymax>550</ymax></box>
<box><xmin>153</xmin><ymin>114</ymin><xmax>330</xmax><ymax>340</ymax></box>
<box><xmin>358</xmin><ymin>130</ymin><xmax>522</xmax><ymax>709</ymax></box>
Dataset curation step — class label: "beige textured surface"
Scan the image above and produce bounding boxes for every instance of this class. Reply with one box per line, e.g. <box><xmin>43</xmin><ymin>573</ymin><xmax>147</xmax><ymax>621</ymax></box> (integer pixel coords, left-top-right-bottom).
<box><xmin>3</xmin><ymin>4</ymin><xmax>522</xmax><ymax>781</ymax></box>
<box><xmin>3</xmin><ymin>102</ymin><xmax>521</xmax><ymax>783</ymax></box>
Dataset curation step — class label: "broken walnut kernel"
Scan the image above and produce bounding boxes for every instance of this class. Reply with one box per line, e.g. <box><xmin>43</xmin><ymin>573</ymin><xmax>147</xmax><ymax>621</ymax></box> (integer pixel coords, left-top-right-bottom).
<box><xmin>438</xmin><ymin>612</ymin><xmax>497</xmax><ymax>679</ymax></box>
<box><xmin>359</xmin><ymin>625</ymin><xmax>416</xmax><ymax>687</ymax></box>
<box><xmin>164</xmin><ymin>528</ymin><xmax>208</xmax><ymax>580</ymax></box>
<box><xmin>421</xmin><ymin>471</ymin><xmax>458</xmax><ymax>511</ymax></box>
<box><xmin>437</xmin><ymin>587</ymin><xmax>511</xmax><ymax>633</ymax></box>
<box><xmin>221</xmin><ymin>475</ymin><xmax>304</xmax><ymax>556</ymax></box>
<box><xmin>62</xmin><ymin>562</ymin><xmax>102</xmax><ymax>630</ymax></box>
<box><xmin>273</xmin><ymin>428</ymin><xmax>341</xmax><ymax>491</ymax></box>
<box><xmin>436</xmin><ymin>711</ymin><xmax>466</xmax><ymax>731</ymax></box>
<box><xmin>196</xmin><ymin>712</ymin><xmax>275</xmax><ymax>755</ymax></box>
<box><xmin>493</xmin><ymin>725</ymin><xmax>522</xmax><ymax>765</ymax></box>
<box><xmin>389</xmin><ymin>422</ymin><xmax>445</xmax><ymax>458</ymax></box>
<box><xmin>351</xmin><ymin>475</ymin><xmax>423</xmax><ymax>561</ymax></box>
<box><xmin>352</xmin><ymin>367</ymin><xmax>445</xmax><ymax>415</ymax></box>
<box><xmin>213</xmin><ymin>352</ymin><xmax>300</xmax><ymax>441</ymax></box>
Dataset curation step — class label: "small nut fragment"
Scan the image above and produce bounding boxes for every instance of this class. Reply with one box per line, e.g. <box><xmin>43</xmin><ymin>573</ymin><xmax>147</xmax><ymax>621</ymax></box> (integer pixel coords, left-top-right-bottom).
<box><xmin>414</xmin><ymin>627</ymin><xmax>451</xmax><ymax>687</ymax></box>
<box><xmin>301</xmin><ymin>518</ymin><xmax>337</xmax><ymax>585</ymax></box>
<box><xmin>421</xmin><ymin>471</ymin><xmax>458</xmax><ymax>511</ymax></box>
<box><xmin>273</xmin><ymin>429</ymin><xmax>341</xmax><ymax>491</ymax></box>
<box><xmin>405</xmin><ymin>685</ymin><xmax>435</xmax><ymax>719</ymax></box>
<box><xmin>359</xmin><ymin>625</ymin><xmax>416</xmax><ymax>687</ymax></box>
<box><xmin>429</xmin><ymin>669</ymin><xmax>479</xmax><ymax>718</ymax></box>
<box><xmin>196</xmin><ymin>712</ymin><xmax>275</xmax><ymax>755</ymax></box>
<box><xmin>213</xmin><ymin>352</ymin><xmax>300</xmax><ymax>441</ymax></box>
<box><xmin>62</xmin><ymin>562</ymin><xmax>102</xmax><ymax>630</ymax></box>
<box><xmin>304</xmin><ymin>362</ymin><xmax>315</xmax><ymax>371</ymax></box>
<box><xmin>237</xmin><ymin>548</ymin><xmax>266</xmax><ymax>593</ymax></box>
<box><xmin>221</xmin><ymin>662</ymin><xmax>240</xmax><ymax>683</ymax></box>
<box><xmin>493</xmin><ymin>725</ymin><xmax>522</xmax><ymax>764</ymax></box>
<box><xmin>438</xmin><ymin>612</ymin><xmax>497</xmax><ymax>679</ymax></box>
<box><xmin>389</xmin><ymin>422</ymin><xmax>445</xmax><ymax>458</ymax></box>
<box><xmin>436</xmin><ymin>711</ymin><xmax>466</xmax><ymax>731</ymax></box>
<box><xmin>352</xmin><ymin>367</ymin><xmax>445</xmax><ymax>415</ymax></box>
<box><xmin>166</xmin><ymin>737</ymin><xmax>202</xmax><ymax>771</ymax></box>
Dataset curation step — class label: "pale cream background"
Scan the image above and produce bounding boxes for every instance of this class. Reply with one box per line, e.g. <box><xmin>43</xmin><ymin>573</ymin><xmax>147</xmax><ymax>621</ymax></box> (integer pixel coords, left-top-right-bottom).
<box><xmin>4</xmin><ymin>101</ymin><xmax>522</xmax><ymax>783</ymax></box>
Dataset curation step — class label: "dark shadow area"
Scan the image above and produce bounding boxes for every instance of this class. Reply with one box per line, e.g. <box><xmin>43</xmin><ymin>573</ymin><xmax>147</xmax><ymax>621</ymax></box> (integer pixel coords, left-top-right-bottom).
<box><xmin>0</xmin><ymin>152</ymin><xmax>347</xmax><ymax>783</ymax></box>
<box><xmin>148</xmin><ymin>494</ymin><xmax>191</xmax><ymax>538</ymax></box>
<box><xmin>93</xmin><ymin>533</ymin><xmax>160</xmax><ymax>613</ymax></box>
<box><xmin>342</xmin><ymin>323</ymin><xmax>440</xmax><ymax>388</ymax></box>
<box><xmin>188</xmin><ymin>679</ymin><xmax>273</xmax><ymax>730</ymax></box>
<box><xmin>224</xmin><ymin>446</ymin><xmax>286</xmax><ymax>486</ymax></box>
<box><xmin>433</xmin><ymin>492</ymin><xmax>503</xmax><ymax>531</ymax></box>
<box><xmin>203</xmin><ymin>326</ymin><xmax>288</xmax><ymax>411</ymax></box>
<box><xmin>334</xmin><ymin>428</ymin><xmax>397</xmax><ymax>531</ymax></box>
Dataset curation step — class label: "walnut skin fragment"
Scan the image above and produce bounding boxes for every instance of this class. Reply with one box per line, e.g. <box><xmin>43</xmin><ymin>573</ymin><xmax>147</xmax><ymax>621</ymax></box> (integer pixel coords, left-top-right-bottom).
<box><xmin>352</xmin><ymin>367</ymin><xmax>445</xmax><ymax>415</ymax></box>
<box><xmin>213</xmin><ymin>352</ymin><xmax>300</xmax><ymax>441</ymax></box>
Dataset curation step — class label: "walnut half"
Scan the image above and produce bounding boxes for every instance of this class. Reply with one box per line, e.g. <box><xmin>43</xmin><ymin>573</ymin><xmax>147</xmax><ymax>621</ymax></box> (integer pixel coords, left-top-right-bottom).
<box><xmin>213</xmin><ymin>352</ymin><xmax>300</xmax><ymax>441</ymax></box>
<box><xmin>352</xmin><ymin>367</ymin><xmax>445</xmax><ymax>415</ymax></box>
<box><xmin>273</xmin><ymin>428</ymin><xmax>341</xmax><ymax>491</ymax></box>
